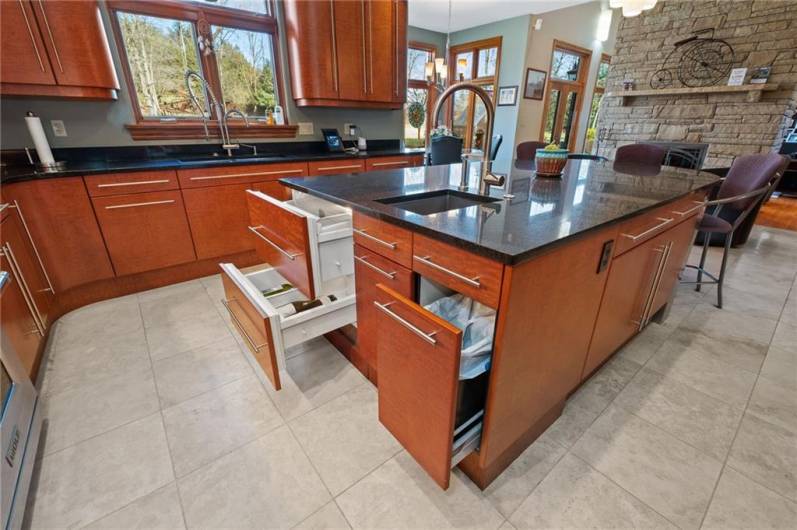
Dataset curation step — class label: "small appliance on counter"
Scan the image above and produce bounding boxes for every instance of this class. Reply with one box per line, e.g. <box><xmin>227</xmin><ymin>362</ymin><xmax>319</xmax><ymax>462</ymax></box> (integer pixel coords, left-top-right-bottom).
<box><xmin>322</xmin><ymin>128</ymin><xmax>345</xmax><ymax>153</ymax></box>
<box><xmin>1</xmin><ymin>272</ymin><xmax>43</xmax><ymax>530</ymax></box>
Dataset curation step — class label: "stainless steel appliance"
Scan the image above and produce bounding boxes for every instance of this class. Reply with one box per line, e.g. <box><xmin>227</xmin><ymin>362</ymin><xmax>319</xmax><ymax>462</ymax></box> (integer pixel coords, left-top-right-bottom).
<box><xmin>1</xmin><ymin>271</ymin><xmax>43</xmax><ymax>530</ymax></box>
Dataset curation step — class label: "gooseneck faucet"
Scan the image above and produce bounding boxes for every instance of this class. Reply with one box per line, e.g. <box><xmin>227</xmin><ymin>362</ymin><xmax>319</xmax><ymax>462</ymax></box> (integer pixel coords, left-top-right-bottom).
<box><xmin>427</xmin><ymin>82</ymin><xmax>505</xmax><ymax>195</ymax></box>
<box><xmin>185</xmin><ymin>69</ymin><xmax>245</xmax><ymax>157</ymax></box>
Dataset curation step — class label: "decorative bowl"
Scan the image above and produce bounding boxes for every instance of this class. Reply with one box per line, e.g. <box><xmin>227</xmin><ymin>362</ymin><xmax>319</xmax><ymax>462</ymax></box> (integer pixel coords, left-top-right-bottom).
<box><xmin>535</xmin><ymin>149</ymin><xmax>569</xmax><ymax>177</ymax></box>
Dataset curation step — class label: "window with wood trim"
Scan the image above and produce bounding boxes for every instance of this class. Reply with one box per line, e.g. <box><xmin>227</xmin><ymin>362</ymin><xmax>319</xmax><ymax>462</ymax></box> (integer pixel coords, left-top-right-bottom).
<box><xmin>404</xmin><ymin>41</ymin><xmax>436</xmax><ymax>148</ymax></box>
<box><xmin>540</xmin><ymin>39</ymin><xmax>592</xmax><ymax>150</ymax></box>
<box><xmin>108</xmin><ymin>0</ymin><xmax>296</xmax><ymax>140</ymax></box>
<box><xmin>446</xmin><ymin>37</ymin><xmax>501</xmax><ymax>151</ymax></box>
<box><xmin>584</xmin><ymin>53</ymin><xmax>611</xmax><ymax>154</ymax></box>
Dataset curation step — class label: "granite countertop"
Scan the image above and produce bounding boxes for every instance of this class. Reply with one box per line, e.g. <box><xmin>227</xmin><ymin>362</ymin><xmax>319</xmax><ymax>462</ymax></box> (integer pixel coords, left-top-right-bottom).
<box><xmin>281</xmin><ymin>159</ymin><xmax>720</xmax><ymax>264</ymax></box>
<box><xmin>0</xmin><ymin>144</ymin><xmax>425</xmax><ymax>184</ymax></box>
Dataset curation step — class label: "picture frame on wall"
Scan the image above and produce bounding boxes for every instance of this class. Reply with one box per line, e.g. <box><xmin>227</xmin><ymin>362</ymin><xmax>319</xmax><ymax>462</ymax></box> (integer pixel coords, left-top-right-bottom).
<box><xmin>497</xmin><ymin>86</ymin><xmax>518</xmax><ymax>106</ymax></box>
<box><xmin>523</xmin><ymin>68</ymin><xmax>547</xmax><ymax>100</ymax></box>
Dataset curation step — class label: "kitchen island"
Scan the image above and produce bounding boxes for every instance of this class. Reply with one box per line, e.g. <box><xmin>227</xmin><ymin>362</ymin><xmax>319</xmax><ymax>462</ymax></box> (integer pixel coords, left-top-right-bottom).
<box><xmin>280</xmin><ymin>158</ymin><xmax>719</xmax><ymax>489</ymax></box>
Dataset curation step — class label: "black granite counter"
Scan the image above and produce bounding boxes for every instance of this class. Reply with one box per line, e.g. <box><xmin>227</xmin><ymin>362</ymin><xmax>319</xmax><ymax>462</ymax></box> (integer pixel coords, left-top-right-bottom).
<box><xmin>281</xmin><ymin>159</ymin><xmax>720</xmax><ymax>264</ymax></box>
<box><xmin>1</xmin><ymin>140</ymin><xmax>424</xmax><ymax>183</ymax></box>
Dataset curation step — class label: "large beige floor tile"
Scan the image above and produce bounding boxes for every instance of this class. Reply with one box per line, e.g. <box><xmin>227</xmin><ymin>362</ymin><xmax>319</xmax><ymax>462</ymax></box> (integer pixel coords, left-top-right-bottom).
<box><xmin>146</xmin><ymin>309</ymin><xmax>234</xmax><ymax>361</ymax></box>
<box><xmin>54</xmin><ymin>295</ymin><xmax>142</xmax><ymax>351</ymax></box>
<box><xmin>760</xmin><ymin>344</ymin><xmax>797</xmax><ymax>389</ymax></box>
<box><xmin>567</xmin><ymin>356</ymin><xmax>642</xmax><ymax>416</ymax></box>
<box><xmin>294</xmin><ymin>502</ymin><xmax>351</xmax><ymax>530</ymax></box>
<box><xmin>83</xmin><ymin>483</ymin><xmax>185</xmax><ymax>530</ymax></box>
<box><xmin>509</xmin><ymin>453</ymin><xmax>676</xmax><ymax>529</ymax></box>
<box><xmin>539</xmin><ymin>402</ymin><xmax>598</xmax><ymax>449</ymax></box>
<box><xmin>748</xmin><ymin>374</ymin><xmax>797</xmax><ymax>434</ymax></box>
<box><xmin>140</xmin><ymin>280</ymin><xmax>219</xmax><ymax>328</ymax></box>
<box><xmin>771</xmin><ymin>321</ymin><xmax>797</xmax><ymax>351</ymax></box>
<box><xmin>572</xmin><ymin>406</ymin><xmax>722</xmax><ymax>529</ymax></box>
<box><xmin>41</xmin><ymin>366</ymin><xmax>160</xmax><ymax>455</ymax></box>
<box><xmin>483</xmin><ymin>436</ymin><xmax>566</xmax><ymax>518</ymax></box>
<box><xmin>26</xmin><ymin>414</ymin><xmax>174</xmax><ymax>529</ymax></box>
<box><xmin>178</xmin><ymin>426</ymin><xmax>330</xmax><ymax>529</ymax></box>
<box><xmin>615</xmin><ymin>322</ymin><xmax>673</xmax><ymax>366</ymax></box>
<box><xmin>162</xmin><ymin>375</ymin><xmax>284</xmax><ymax>477</ymax></box>
<box><xmin>336</xmin><ymin>451</ymin><xmax>504</xmax><ymax>530</ymax></box>
<box><xmin>728</xmin><ymin>413</ymin><xmax>797</xmax><ymax>501</ymax></box>
<box><xmin>289</xmin><ymin>385</ymin><xmax>401</xmax><ymax>495</ymax></box>
<box><xmin>265</xmin><ymin>341</ymin><xmax>367</xmax><ymax>421</ymax></box>
<box><xmin>613</xmin><ymin>368</ymin><xmax>744</xmax><ymax>460</ymax></box>
<box><xmin>152</xmin><ymin>336</ymin><xmax>251</xmax><ymax>407</ymax></box>
<box><xmin>646</xmin><ymin>337</ymin><xmax>757</xmax><ymax>407</ymax></box>
<box><xmin>702</xmin><ymin>467</ymin><xmax>797</xmax><ymax>530</ymax></box>
<box><xmin>706</xmin><ymin>284</ymin><xmax>787</xmax><ymax>321</ymax></box>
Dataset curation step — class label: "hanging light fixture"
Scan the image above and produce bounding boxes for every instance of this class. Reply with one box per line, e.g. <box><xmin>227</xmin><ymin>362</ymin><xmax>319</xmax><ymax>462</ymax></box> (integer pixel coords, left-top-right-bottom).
<box><xmin>426</xmin><ymin>0</ymin><xmax>454</xmax><ymax>88</ymax></box>
<box><xmin>609</xmin><ymin>0</ymin><xmax>657</xmax><ymax>17</ymax></box>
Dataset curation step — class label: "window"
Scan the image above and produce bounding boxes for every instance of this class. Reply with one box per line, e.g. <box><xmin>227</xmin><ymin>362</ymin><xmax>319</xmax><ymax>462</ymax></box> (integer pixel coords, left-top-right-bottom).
<box><xmin>446</xmin><ymin>37</ymin><xmax>502</xmax><ymax>150</ymax></box>
<box><xmin>540</xmin><ymin>40</ymin><xmax>592</xmax><ymax>149</ymax></box>
<box><xmin>404</xmin><ymin>42</ymin><xmax>436</xmax><ymax>148</ymax></box>
<box><xmin>551</xmin><ymin>50</ymin><xmax>582</xmax><ymax>81</ymax></box>
<box><xmin>584</xmin><ymin>54</ymin><xmax>611</xmax><ymax>154</ymax></box>
<box><xmin>109</xmin><ymin>0</ymin><xmax>292</xmax><ymax>140</ymax></box>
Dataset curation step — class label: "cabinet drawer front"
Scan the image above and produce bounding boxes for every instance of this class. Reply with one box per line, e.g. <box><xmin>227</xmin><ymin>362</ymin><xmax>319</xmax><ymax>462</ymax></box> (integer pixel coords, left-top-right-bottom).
<box><xmin>614</xmin><ymin>193</ymin><xmax>706</xmax><ymax>256</ymax></box>
<box><xmin>178</xmin><ymin>162</ymin><xmax>309</xmax><ymax>189</ymax></box>
<box><xmin>246</xmin><ymin>191</ymin><xmax>315</xmax><ymax>299</ymax></box>
<box><xmin>92</xmin><ymin>191</ymin><xmax>196</xmax><ymax>276</ymax></box>
<box><xmin>353</xmin><ymin>243</ymin><xmax>413</xmax><ymax>375</ymax></box>
<box><xmin>85</xmin><ymin>171</ymin><xmax>179</xmax><ymax>197</ymax></box>
<box><xmin>308</xmin><ymin>159</ymin><xmax>365</xmax><ymax>175</ymax></box>
<box><xmin>365</xmin><ymin>155</ymin><xmax>415</xmax><ymax>171</ymax></box>
<box><xmin>375</xmin><ymin>284</ymin><xmax>462</xmax><ymax>490</ymax></box>
<box><xmin>220</xmin><ymin>266</ymin><xmax>281</xmax><ymax>390</ymax></box>
<box><xmin>352</xmin><ymin>211</ymin><xmax>412</xmax><ymax>267</ymax></box>
<box><xmin>412</xmin><ymin>233</ymin><xmax>504</xmax><ymax>309</ymax></box>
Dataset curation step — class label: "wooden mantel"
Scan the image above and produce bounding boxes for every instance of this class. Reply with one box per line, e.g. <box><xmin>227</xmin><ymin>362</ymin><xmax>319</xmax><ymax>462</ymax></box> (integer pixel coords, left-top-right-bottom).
<box><xmin>607</xmin><ymin>83</ymin><xmax>779</xmax><ymax>105</ymax></box>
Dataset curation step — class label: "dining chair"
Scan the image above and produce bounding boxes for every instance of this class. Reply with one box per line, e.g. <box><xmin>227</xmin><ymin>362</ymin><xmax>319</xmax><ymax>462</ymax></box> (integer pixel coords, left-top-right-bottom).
<box><xmin>516</xmin><ymin>141</ymin><xmax>548</xmax><ymax>160</ymax></box>
<box><xmin>614</xmin><ymin>143</ymin><xmax>667</xmax><ymax>166</ymax></box>
<box><xmin>429</xmin><ymin>135</ymin><xmax>463</xmax><ymax>166</ymax></box>
<box><xmin>682</xmin><ymin>153</ymin><xmax>788</xmax><ymax>308</ymax></box>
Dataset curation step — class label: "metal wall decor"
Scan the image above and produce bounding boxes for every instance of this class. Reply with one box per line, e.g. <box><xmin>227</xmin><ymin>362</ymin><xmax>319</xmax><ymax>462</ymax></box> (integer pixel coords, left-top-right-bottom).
<box><xmin>649</xmin><ymin>28</ymin><xmax>735</xmax><ymax>89</ymax></box>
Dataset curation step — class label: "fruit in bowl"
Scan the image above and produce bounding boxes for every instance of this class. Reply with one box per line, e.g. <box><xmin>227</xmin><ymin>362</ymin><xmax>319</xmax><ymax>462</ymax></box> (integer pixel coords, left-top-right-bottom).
<box><xmin>535</xmin><ymin>144</ymin><xmax>569</xmax><ymax>176</ymax></box>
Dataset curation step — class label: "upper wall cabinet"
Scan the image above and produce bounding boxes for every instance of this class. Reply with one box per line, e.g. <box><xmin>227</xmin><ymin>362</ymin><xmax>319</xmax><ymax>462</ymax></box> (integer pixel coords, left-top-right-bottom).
<box><xmin>283</xmin><ymin>0</ymin><xmax>407</xmax><ymax>109</ymax></box>
<box><xmin>0</xmin><ymin>0</ymin><xmax>119</xmax><ymax>100</ymax></box>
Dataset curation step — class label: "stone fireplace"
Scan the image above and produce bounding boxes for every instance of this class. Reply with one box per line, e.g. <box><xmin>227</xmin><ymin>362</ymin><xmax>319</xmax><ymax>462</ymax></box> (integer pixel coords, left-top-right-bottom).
<box><xmin>597</xmin><ymin>0</ymin><xmax>797</xmax><ymax>168</ymax></box>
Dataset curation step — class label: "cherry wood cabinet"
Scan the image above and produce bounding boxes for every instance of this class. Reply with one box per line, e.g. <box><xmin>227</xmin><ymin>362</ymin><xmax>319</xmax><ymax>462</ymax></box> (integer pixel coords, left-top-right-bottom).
<box><xmin>352</xmin><ymin>211</ymin><xmax>413</xmax><ymax>267</ymax></box>
<box><xmin>85</xmin><ymin>170</ymin><xmax>179</xmax><ymax>197</ymax></box>
<box><xmin>283</xmin><ymin>0</ymin><xmax>407</xmax><ymax>108</ymax></box>
<box><xmin>364</xmin><ymin>154</ymin><xmax>422</xmax><ymax>171</ymax></box>
<box><xmin>1</xmin><ymin>251</ymin><xmax>44</xmax><ymax>378</ymax></box>
<box><xmin>1</xmin><ymin>178</ymin><xmax>115</xmax><ymax>292</ymax></box>
<box><xmin>92</xmin><ymin>191</ymin><xmax>196</xmax><ymax>276</ymax></box>
<box><xmin>1</xmin><ymin>0</ymin><xmax>118</xmax><ymax>99</ymax></box>
<box><xmin>307</xmin><ymin>159</ymin><xmax>366</xmax><ymax>176</ymax></box>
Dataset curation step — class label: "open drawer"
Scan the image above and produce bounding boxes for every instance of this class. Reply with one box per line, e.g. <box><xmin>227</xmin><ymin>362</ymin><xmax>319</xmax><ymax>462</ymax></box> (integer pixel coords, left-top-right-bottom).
<box><xmin>246</xmin><ymin>190</ymin><xmax>353</xmax><ymax>299</ymax></box>
<box><xmin>374</xmin><ymin>281</ymin><xmax>495</xmax><ymax>489</ymax></box>
<box><xmin>220</xmin><ymin>263</ymin><xmax>357</xmax><ymax>391</ymax></box>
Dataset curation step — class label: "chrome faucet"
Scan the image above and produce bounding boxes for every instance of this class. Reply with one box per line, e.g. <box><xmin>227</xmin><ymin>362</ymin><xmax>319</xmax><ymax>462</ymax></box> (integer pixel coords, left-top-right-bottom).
<box><xmin>223</xmin><ymin>109</ymin><xmax>258</xmax><ymax>156</ymax></box>
<box><xmin>185</xmin><ymin>69</ymin><xmax>246</xmax><ymax>157</ymax></box>
<box><xmin>427</xmin><ymin>82</ymin><xmax>505</xmax><ymax>195</ymax></box>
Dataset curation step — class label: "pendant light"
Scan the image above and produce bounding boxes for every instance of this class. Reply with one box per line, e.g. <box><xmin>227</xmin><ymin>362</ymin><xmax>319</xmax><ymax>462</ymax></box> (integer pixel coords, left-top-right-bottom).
<box><xmin>609</xmin><ymin>0</ymin><xmax>657</xmax><ymax>17</ymax></box>
<box><xmin>426</xmin><ymin>0</ymin><xmax>453</xmax><ymax>88</ymax></box>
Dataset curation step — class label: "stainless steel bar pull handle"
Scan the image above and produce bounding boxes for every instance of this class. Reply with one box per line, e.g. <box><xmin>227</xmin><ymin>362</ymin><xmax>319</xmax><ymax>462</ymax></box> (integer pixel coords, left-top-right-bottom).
<box><xmin>105</xmin><ymin>199</ymin><xmax>176</xmax><ymax>210</ymax></box>
<box><xmin>248</xmin><ymin>226</ymin><xmax>300</xmax><ymax>260</ymax></box>
<box><xmin>353</xmin><ymin>228</ymin><xmax>397</xmax><ymax>249</ymax></box>
<box><xmin>621</xmin><ymin>218</ymin><xmax>673</xmax><ymax>241</ymax></box>
<box><xmin>316</xmin><ymin>164</ymin><xmax>362</xmax><ymax>171</ymax></box>
<box><xmin>96</xmin><ymin>179</ymin><xmax>171</xmax><ymax>188</ymax></box>
<box><xmin>371</xmin><ymin>161</ymin><xmax>409</xmax><ymax>167</ymax></box>
<box><xmin>374</xmin><ymin>301</ymin><xmax>437</xmax><ymax>345</ymax></box>
<box><xmin>37</xmin><ymin>0</ymin><xmax>63</xmax><ymax>73</ymax></box>
<box><xmin>221</xmin><ymin>299</ymin><xmax>266</xmax><ymax>352</ymax></box>
<box><xmin>642</xmin><ymin>241</ymin><xmax>673</xmax><ymax>327</ymax></box>
<box><xmin>190</xmin><ymin>169</ymin><xmax>303</xmax><ymax>181</ymax></box>
<box><xmin>672</xmin><ymin>201</ymin><xmax>706</xmax><ymax>216</ymax></box>
<box><xmin>19</xmin><ymin>0</ymin><xmax>45</xmax><ymax>72</ymax></box>
<box><xmin>354</xmin><ymin>255</ymin><xmax>396</xmax><ymax>279</ymax></box>
<box><xmin>10</xmin><ymin>200</ymin><xmax>54</xmax><ymax>293</ymax></box>
<box><xmin>1</xmin><ymin>244</ymin><xmax>44</xmax><ymax>336</ymax></box>
<box><xmin>414</xmin><ymin>255</ymin><xmax>481</xmax><ymax>288</ymax></box>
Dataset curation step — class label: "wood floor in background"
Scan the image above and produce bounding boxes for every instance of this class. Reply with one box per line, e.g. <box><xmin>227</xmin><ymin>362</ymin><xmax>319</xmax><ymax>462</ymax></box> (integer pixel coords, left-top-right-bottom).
<box><xmin>756</xmin><ymin>196</ymin><xmax>797</xmax><ymax>231</ymax></box>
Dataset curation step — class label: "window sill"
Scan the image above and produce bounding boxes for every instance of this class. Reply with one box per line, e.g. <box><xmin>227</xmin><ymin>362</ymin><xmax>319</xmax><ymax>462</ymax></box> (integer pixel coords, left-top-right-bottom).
<box><xmin>125</xmin><ymin>122</ymin><xmax>299</xmax><ymax>141</ymax></box>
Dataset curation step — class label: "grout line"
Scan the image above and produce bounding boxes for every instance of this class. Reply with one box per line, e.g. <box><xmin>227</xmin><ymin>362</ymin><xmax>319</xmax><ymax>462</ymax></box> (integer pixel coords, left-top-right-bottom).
<box><xmin>75</xmin><ymin>482</ymin><xmax>181</xmax><ymax>529</ymax></box>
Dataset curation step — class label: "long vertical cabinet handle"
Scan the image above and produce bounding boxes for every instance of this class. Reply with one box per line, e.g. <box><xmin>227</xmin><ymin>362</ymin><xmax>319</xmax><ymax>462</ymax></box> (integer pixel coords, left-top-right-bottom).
<box><xmin>37</xmin><ymin>0</ymin><xmax>64</xmax><ymax>73</ymax></box>
<box><xmin>1</xmin><ymin>244</ymin><xmax>45</xmax><ymax>336</ymax></box>
<box><xmin>329</xmin><ymin>0</ymin><xmax>339</xmax><ymax>94</ymax></box>
<box><xmin>633</xmin><ymin>245</ymin><xmax>665</xmax><ymax>329</ymax></box>
<box><xmin>10</xmin><ymin>201</ymin><xmax>54</xmax><ymax>293</ymax></box>
<box><xmin>18</xmin><ymin>0</ymin><xmax>46</xmax><ymax>72</ymax></box>
<box><xmin>360</xmin><ymin>0</ymin><xmax>368</xmax><ymax>95</ymax></box>
<box><xmin>642</xmin><ymin>241</ymin><xmax>673</xmax><ymax>327</ymax></box>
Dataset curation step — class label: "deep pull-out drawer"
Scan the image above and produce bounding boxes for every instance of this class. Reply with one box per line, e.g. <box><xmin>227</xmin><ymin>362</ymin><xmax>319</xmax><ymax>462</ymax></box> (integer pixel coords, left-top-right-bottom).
<box><xmin>85</xmin><ymin>170</ymin><xmax>179</xmax><ymax>197</ymax></box>
<box><xmin>614</xmin><ymin>193</ymin><xmax>706</xmax><ymax>256</ymax></box>
<box><xmin>352</xmin><ymin>211</ymin><xmax>413</xmax><ymax>267</ymax></box>
<box><xmin>220</xmin><ymin>263</ymin><xmax>357</xmax><ymax>391</ymax></box>
<box><xmin>375</xmin><ymin>284</ymin><xmax>486</xmax><ymax>490</ymax></box>
<box><xmin>246</xmin><ymin>190</ymin><xmax>353</xmax><ymax>299</ymax></box>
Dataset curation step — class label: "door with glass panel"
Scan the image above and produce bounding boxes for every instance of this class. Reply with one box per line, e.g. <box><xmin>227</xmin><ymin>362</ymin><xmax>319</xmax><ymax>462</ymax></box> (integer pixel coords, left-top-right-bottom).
<box><xmin>541</xmin><ymin>41</ymin><xmax>592</xmax><ymax>150</ymax></box>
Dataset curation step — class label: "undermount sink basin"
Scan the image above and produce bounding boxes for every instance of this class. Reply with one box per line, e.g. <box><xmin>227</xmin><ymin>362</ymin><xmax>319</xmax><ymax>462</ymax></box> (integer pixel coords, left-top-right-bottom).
<box><xmin>376</xmin><ymin>189</ymin><xmax>500</xmax><ymax>215</ymax></box>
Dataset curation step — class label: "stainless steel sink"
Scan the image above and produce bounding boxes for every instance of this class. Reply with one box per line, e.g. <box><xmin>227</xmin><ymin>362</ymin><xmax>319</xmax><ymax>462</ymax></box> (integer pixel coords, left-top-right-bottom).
<box><xmin>376</xmin><ymin>190</ymin><xmax>500</xmax><ymax>215</ymax></box>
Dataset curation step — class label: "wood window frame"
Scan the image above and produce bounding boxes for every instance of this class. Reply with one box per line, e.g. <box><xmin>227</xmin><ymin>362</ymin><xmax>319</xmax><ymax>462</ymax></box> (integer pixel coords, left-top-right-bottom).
<box><xmin>445</xmin><ymin>36</ymin><xmax>502</xmax><ymax>150</ymax></box>
<box><xmin>581</xmin><ymin>52</ymin><xmax>611</xmax><ymax>150</ymax></box>
<box><xmin>107</xmin><ymin>0</ymin><xmax>297</xmax><ymax>140</ymax></box>
<box><xmin>538</xmin><ymin>39</ymin><xmax>592</xmax><ymax>149</ymax></box>
<box><xmin>406</xmin><ymin>41</ymin><xmax>437</xmax><ymax>145</ymax></box>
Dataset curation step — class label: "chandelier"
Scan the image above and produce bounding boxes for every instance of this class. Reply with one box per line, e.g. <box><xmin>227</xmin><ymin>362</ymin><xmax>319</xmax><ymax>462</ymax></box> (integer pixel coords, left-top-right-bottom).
<box><xmin>609</xmin><ymin>0</ymin><xmax>657</xmax><ymax>17</ymax></box>
<box><xmin>425</xmin><ymin>0</ymin><xmax>461</xmax><ymax>89</ymax></box>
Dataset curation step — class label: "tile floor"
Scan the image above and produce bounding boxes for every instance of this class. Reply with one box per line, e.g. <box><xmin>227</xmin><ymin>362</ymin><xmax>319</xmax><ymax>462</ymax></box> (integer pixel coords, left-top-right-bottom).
<box><xmin>24</xmin><ymin>225</ymin><xmax>797</xmax><ymax>529</ymax></box>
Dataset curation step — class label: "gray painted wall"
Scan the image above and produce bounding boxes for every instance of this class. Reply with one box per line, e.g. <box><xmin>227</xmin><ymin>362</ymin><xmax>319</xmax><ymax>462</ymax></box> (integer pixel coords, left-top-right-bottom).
<box><xmin>0</xmin><ymin>1</ymin><xmax>402</xmax><ymax>149</ymax></box>
<box><xmin>407</xmin><ymin>25</ymin><xmax>447</xmax><ymax>55</ymax></box>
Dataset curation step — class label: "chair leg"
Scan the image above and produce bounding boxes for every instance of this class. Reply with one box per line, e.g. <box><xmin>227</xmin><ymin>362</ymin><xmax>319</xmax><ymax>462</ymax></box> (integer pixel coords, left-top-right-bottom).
<box><xmin>716</xmin><ymin>232</ymin><xmax>733</xmax><ymax>309</ymax></box>
<box><xmin>696</xmin><ymin>231</ymin><xmax>710</xmax><ymax>292</ymax></box>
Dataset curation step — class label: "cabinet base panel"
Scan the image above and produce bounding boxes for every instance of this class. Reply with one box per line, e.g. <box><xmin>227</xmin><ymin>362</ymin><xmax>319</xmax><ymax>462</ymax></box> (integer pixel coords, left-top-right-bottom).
<box><xmin>458</xmin><ymin>399</ymin><xmax>565</xmax><ymax>490</ymax></box>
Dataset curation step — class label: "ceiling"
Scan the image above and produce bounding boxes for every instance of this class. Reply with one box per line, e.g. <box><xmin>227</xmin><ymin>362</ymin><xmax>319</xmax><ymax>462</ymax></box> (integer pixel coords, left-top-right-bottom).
<box><xmin>408</xmin><ymin>0</ymin><xmax>594</xmax><ymax>33</ymax></box>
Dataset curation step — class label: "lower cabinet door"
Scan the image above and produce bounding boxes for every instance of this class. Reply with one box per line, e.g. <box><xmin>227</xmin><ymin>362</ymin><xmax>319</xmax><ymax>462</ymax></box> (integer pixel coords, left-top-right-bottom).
<box><xmin>650</xmin><ymin>216</ymin><xmax>699</xmax><ymax>315</ymax></box>
<box><xmin>374</xmin><ymin>284</ymin><xmax>463</xmax><ymax>489</ymax></box>
<box><xmin>0</xmin><ymin>254</ymin><xmax>44</xmax><ymax>378</ymax></box>
<box><xmin>183</xmin><ymin>184</ymin><xmax>254</xmax><ymax>260</ymax></box>
<box><xmin>583</xmin><ymin>234</ymin><xmax>666</xmax><ymax>378</ymax></box>
<box><xmin>353</xmin><ymin>243</ymin><xmax>413</xmax><ymax>380</ymax></box>
<box><xmin>92</xmin><ymin>191</ymin><xmax>197</xmax><ymax>276</ymax></box>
